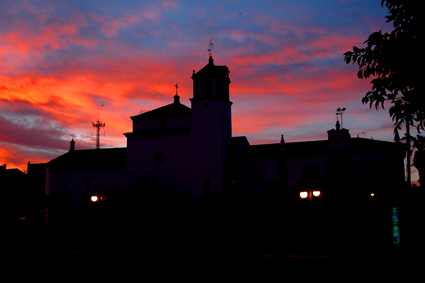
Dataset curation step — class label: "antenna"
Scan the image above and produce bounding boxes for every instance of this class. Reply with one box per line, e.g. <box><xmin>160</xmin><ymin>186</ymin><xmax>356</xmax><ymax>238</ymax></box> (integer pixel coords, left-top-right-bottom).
<box><xmin>208</xmin><ymin>39</ymin><xmax>214</xmax><ymax>57</ymax></box>
<box><xmin>92</xmin><ymin>105</ymin><xmax>105</xmax><ymax>149</ymax></box>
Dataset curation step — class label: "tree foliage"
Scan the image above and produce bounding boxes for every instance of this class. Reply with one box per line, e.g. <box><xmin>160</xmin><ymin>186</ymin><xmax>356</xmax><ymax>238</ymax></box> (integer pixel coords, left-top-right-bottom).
<box><xmin>344</xmin><ymin>0</ymin><xmax>425</xmax><ymax>132</ymax></box>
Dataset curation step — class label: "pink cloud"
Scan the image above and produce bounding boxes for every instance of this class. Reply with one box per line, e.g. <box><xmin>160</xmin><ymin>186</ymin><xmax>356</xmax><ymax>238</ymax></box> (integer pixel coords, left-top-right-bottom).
<box><xmin>100</xmin><ymin>14</ymin><xmax>141</xmax><ymax>37</ymax></box>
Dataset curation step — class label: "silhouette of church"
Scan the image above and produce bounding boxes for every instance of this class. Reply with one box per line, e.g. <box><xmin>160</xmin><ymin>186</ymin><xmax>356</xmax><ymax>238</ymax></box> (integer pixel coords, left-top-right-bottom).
<box><xmin>42</xmin><ymin>56</ymin><xmax>405</xmax><ymax>224</ymax></box>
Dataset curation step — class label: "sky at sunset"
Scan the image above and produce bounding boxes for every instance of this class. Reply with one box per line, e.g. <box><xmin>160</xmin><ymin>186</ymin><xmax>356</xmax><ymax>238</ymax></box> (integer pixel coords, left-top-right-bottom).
<box><xmin>0</xmin><ymin>0</ymin><xmax>417</xmax><ymax>182</ymax></box>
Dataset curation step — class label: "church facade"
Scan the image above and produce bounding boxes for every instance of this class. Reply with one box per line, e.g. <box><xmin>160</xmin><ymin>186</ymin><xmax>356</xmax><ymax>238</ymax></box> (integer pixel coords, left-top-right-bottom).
<box><xmin>43</xmin><ymin>56</ymin><xmax>405</xmax><ymax>225</ymax></box>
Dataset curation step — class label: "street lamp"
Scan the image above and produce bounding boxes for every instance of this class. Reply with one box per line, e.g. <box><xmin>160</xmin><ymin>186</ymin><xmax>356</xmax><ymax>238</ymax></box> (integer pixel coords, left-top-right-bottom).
<box><xmin>299</xmin><ymin>189</ymin><xmax>322</xmax><ymax>203</ymax></box>
<box><xmin>90</xmin><ymin>194</ymin><xmax>107</xmax><ymax>203</ymax></box>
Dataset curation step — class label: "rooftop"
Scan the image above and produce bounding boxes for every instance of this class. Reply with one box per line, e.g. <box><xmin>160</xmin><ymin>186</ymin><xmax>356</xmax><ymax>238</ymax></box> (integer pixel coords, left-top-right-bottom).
<box><xmin>47</xmin><ymin>147</ymin><xmax>127</xmax><ymax>172</ymax></box>
<box><xmin>130</xmin><ymin>95</ymin><xmax>191</xmax><ymax>122</ymax></box>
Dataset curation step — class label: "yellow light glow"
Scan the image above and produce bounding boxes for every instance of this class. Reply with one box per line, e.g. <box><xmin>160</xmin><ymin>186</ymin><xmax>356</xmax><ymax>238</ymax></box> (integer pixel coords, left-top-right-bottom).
<box><xmin>371</xmin><ymin>193</ymin><xmax>375</xmax><ymax>197</ymax></box>
<box><xmin>313</xmin><ymin>191</ymin><xmax>321</xmax><ymax>197</ymax></box>
<box><xmin>90</xmin><ymin>196</ymin><xmax>98</xmax><ymax>202</ymax></box>
<box><xmin>300</xmin><ymin>191</ymin><xmax>308</xmax><ymax>199</ymax></box>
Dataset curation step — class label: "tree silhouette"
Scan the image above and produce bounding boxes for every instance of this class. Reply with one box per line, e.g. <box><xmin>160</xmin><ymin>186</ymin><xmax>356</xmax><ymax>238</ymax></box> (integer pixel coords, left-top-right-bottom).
<box><xmin>344</xmin><ymin>0</ymin><xmax>425</xmax><ymax>133</ymax></box>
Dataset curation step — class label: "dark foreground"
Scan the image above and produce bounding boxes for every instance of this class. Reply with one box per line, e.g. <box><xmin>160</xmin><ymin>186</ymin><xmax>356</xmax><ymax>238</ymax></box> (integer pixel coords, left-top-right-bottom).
<box><xmin>4</xmin><ymin>247</ymin><xmax>421</xmax><ymax>282</ymax></box>
<box><xmin>3</xmin><ymin>223</ymin><xmax>423</xmax><ymax>282</ymax></box>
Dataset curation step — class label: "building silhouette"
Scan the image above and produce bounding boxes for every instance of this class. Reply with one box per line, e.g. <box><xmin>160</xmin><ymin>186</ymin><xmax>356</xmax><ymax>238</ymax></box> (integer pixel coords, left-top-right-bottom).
<box><xmin>37</xmin><ymin>56</ymin><xmax>405</xmax><ymax>233</ymax></box>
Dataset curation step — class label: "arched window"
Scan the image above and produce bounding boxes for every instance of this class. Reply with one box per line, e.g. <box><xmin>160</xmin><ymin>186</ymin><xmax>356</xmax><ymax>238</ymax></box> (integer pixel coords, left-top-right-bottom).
<box><xmin>201</xmin><ymin>79</ymin><xmax>212</xmax><ymax>98</ymax></box>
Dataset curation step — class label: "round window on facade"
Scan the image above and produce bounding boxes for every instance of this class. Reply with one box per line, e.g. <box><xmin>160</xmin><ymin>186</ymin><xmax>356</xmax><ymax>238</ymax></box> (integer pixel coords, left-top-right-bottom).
<box><xmin>153</xmin><ymin>152</ymin><xmax>165</xmax><ymax>164</ymax></box>
<box><xmin>160</xmin><ymin>120</ymin><xmax>167</xmax><ymax>129</ymax></box>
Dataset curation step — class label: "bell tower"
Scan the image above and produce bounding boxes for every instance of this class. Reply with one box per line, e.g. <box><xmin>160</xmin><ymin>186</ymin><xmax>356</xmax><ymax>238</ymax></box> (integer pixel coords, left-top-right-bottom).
<box><xmin>190</xmin><ymin>55</ymin><xmax>232</xmax><ymax>201</ymax></box>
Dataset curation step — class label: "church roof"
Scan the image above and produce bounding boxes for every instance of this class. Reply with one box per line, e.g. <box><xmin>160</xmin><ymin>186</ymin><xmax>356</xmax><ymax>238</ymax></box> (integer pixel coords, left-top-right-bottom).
<box><xmin>0</xmin><ymin>168</ymin><xmax>25</xmax><ymax>177</ymax></box>
<box><xmin>192</xmin><ymin>56</ymin><xmax>230</xmax><ymax>79</ymax></box>
<box><xmin>130</xmin><ymin>96</ymin><xmax>191</xmax><ymax>122</ymax></box>
<box><xmin>349</xmin><ymin>137</ymin><xmax>405</xmax><ymax>154</ymax></box>
<box><xmin>27</xmin><ymin>163</ymin><xmax>47</xmax><ymax>175</ymax></box>
<box><xmin>240</xmin><ymin>138</ymin><xmax>404</xmax><ymax>159</ymax></box>
<box><xmin>47</xmin><ymin>148</ymin><xmax>127</xmax><ymax>172</ymax></box>
<box><xmin>244</xmin><ymin>140</ymin><xmax>329</xmax><ymax>159</ymax></box>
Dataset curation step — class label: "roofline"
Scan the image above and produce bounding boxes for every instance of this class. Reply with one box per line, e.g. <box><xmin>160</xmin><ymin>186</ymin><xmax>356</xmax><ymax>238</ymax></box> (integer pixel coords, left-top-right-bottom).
<box><xmin>130</xmin><ymin>102</ymin><xmax>191</xmax><ymax>121</ymax></box>
<box><xmin>124</xmin><ymin>127</ymin><xmax>191</xmax><ymax>138</ymax></box>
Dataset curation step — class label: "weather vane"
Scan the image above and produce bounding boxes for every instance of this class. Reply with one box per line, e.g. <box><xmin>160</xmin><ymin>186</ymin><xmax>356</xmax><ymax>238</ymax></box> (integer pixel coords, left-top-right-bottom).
<box><xmin>208</xmin><ymin>39</ymin><xmax>214</xmax><ymax>57</ymax></box>
<box><xmin>175</xmin><ymin>83</ymin><xmax>178</xmax><ymax>95</ymax></box>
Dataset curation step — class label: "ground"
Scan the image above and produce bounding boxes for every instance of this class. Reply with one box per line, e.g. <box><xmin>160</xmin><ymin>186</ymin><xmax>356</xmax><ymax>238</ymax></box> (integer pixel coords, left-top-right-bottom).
<box><xmin>3</xmin><ymin>223</ymin><xmax>421</xmax><ymax>282</ymax></box>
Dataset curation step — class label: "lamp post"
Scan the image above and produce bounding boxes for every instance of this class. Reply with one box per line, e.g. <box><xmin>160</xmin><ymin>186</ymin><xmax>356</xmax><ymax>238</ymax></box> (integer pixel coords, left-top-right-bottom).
<box><xmin>90</xmin><ymin>183</ymin><xmax>108</xmax><ymax>222</ymax></box>
<box><xmin>90</xmin><ymin>193</ymin><xmax>101</xmax><ymax>223</ymax></box>
<box><xmin>299</xmin><ymin>188</ymin><xmax>322</xmax><ymax>247</ymax></box>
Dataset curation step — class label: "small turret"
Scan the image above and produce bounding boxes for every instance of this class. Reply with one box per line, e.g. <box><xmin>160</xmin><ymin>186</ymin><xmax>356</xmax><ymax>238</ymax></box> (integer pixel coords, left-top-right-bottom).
<box><xmin>327</xmin><ymin>121</ymin><xmax>351</xmax><ymax>148</ymax></box>
<box><xmin>279</xmin><ymin>135</ymin><xmax>286</xmax><ymax>153</ymax></box>
<box><xmin>335</xmin><ymin>120</ymin><xmax>341</xmax><ymax>130</ymax></box>
<box><xmin>174</xmin><ymin>94</ymin><xmax>180</xmax><ymax>104</ymax></box>
<box><xmin>70</xmin><ymin>139</ymin><xmax>75</xmax><ymax>151</ymax></box>
<box><xmin>278</xmin><ymin>134</ymin><xmax>289</xmax><ymax>190</ymax></box>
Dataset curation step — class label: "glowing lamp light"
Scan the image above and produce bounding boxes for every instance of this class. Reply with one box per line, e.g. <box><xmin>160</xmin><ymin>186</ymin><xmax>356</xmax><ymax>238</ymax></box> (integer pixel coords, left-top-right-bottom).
<box><xmin>313</xmin><ymin>191</ymin><xmax>321</xmax><ymax>197</ymax></box>
<box><xmin>371</xmin><ymin>193</ymin><xmax>375</xmax><ymax>197</ymax></box>
<box><xmin>300</xmin><ymin>191</ymin><xmax>308</xmax><ymax>199</ymax></box>
<box><xmin>90</xmin><ymin>196</ymin><xmax>98</xmax><ymax>202</ymax></box>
